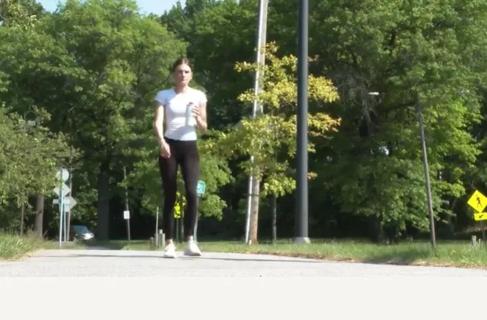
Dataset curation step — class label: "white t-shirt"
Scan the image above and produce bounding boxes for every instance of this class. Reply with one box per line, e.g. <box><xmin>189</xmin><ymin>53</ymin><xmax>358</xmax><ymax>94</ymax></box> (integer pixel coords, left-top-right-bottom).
<box><xmin>154</xmin><ymin>88</ymin><xmax>207</xmax><ymax>141</ymax></box>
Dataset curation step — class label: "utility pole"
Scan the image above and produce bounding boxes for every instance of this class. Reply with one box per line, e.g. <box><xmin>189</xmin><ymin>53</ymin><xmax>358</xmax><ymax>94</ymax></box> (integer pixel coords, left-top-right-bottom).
<box><xmin>67</xmin><ymin>158</ymin><xmax>73</xmax><ymax>241</ymax></box>
<box><xmin>245</xmin><ymin>0</ymin><xmax>269</xmax><ymax>244</ymax></box>
<box><xmin>123</xmin><ymin>166</ymin><xmax>131</xmax><ymax>241</ymax></box>
<box><xmin>416</xmin><ymin>99</ymin><xmax>436</xmax><ymax>249</ymax></box>
<box><xmin>295</xmin><ymin>0</ymin><xmax>310</xmax><ymax>244</ymax></box>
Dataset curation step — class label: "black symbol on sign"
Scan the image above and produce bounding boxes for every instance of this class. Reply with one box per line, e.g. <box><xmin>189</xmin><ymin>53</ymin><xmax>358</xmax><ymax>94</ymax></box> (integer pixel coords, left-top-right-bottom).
<box><xmin>477</xmin><ymin>197</ymin><xmax>482</xmax><ymax>208</ymax></box>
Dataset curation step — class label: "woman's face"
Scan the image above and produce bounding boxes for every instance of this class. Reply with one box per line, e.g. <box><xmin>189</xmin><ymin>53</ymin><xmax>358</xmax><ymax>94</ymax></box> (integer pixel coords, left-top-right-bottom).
<box><xmin>173</xmin><ymin>63</ymin><xmax>192</xmax><ymax>87</ymax></box>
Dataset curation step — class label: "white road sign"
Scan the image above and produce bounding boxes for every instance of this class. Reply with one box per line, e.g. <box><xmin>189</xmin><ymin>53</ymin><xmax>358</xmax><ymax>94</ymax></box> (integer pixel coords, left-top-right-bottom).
<box><xmin>63</xmin><ymin>196</ymin><xmax>77</xmax><ymax>210</ymax></box>
<box><xmin>56</xmin><ymin>168</ymin><xmax>70</xmax><ymax>182</ymax></box>
<box><xmin>53</xmin><ymin>183</ymin><xmax>71</xmax><ymax>197</ymax></box>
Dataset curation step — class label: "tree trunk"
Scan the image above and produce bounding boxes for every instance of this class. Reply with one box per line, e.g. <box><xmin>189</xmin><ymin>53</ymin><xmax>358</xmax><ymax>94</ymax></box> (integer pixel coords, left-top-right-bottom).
<box><xmin>34</xmin><ymin>194</ymin><xmax>44</xmax><ymax>239</ymax></box>
<box><xmin>96</xmin><ymin>161</ymin><xmax>110</xmax><ymax>240</ymax></box>
<box><xmin>20</xmin><ymin>204</ymin><xmax>25</xmax><ymax>235</ymax></box>
<box><xmin>248</xmin><ymin>177</ymin><xmax>261</xmax><ymax>244</ymax></box>
<box><xmin>272</xmin><ymin>195</ymin><xmax>277</xmax><ymax>243</ymax></box>
<box><xmin>370</xmin><ymin>216</ymin><xmax>386</xmax><ymax>243</ymax></box>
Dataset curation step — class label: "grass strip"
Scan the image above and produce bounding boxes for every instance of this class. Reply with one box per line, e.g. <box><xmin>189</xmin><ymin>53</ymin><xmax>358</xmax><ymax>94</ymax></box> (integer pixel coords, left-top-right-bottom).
<box><xmin>0</xmin><ymin>233</ymin><xmax>41</xmax><ymax>259</ymax></box>
<box><xmin>3</xmin><ymin>235</ymin><xmax>487</xmax><ymax>269</ymax></box>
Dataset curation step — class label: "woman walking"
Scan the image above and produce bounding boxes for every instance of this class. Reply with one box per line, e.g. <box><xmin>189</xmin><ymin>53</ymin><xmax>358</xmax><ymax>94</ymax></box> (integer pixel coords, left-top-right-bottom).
<box><xmin>153</xmin><ymin>57</ymin><xmax>207</xmax><ymax>258</ymax></box>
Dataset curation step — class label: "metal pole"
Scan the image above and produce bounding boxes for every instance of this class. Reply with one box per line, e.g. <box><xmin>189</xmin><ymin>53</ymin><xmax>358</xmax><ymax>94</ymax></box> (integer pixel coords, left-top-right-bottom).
<box><xmin>63</xmin><ymin>169</ymin><xmax>70</xmax><ymax>242</ymax></box>
<box><xmin>58</xmin><ymin>170</ymin><xmax>64</xmax><ymax>247</ymax></box>
<box><xmin>155</xmin><ymin>206</ymin><xmax>159</xmax><ymax>247</ymax></box>
<box><xmin>245</xmin><ymin>0</ymin><xmax>269</xmax><ymax>244</ymax></box>
<box><xmin>252</xmin><ymin>0</ymin><xmax>268</xmax><ymax>117</ymax></box>
<box><xmin>194</xmin><ymin>197</ymin><xmax>199</xmax><ymax>241</ymax></box>
<box><xmin>244</xmin><ymin>174</ymin><xmax>253</xmax><ymax>243</ymax></box>
<box><xmin>64</xmin><ymin>203</ymin><xmax>68</xmax><ymax>242</ymax></box>
<box><xmin>66</xmin><ymin>169</ymin><xmax>72</xmax><ymax>241</ymax></box>
<box><xmin>123</xmin><ymin>166</ymin><xmax>131</xmax><ymax>241</ymax></box>
<box><xmin>295</xmin><ymin>0</ymin><xmax>310</xmax><ymax>244</ymax></box>
<box><xmin>416</xmin><ymin>101</ymin><xmax>436</xmax><ymax>249</ymax></box>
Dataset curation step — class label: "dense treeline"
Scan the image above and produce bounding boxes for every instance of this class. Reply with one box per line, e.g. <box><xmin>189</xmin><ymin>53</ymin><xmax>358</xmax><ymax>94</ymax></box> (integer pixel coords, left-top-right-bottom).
<box><xmin>1</xmin><ymin>0</ymin><xmax>486</xmax><ymax>243</ymax></box>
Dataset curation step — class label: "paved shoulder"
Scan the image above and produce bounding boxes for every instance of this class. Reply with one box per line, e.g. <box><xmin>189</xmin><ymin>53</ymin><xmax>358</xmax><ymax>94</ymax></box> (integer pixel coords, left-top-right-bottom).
<box><xmin>1</xmin><ymin>249</ymin><xmax>487</xmax><ymax>320</ymax></box>
<box><xmin>1</xmin><ymin>249</ymin><xmax>486</xmax><ymax>277</ymax></box>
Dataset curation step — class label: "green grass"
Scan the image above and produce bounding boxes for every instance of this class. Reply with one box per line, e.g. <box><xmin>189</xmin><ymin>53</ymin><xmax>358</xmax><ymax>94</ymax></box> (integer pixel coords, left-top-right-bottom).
<box><xmin>103</xmin><ymin>238</ymin><xmax>487</xmax><ymax>269</ymax></box>
<box><xmin>2</xmin><ymin>234</ymin><xmax>487</xmax><ymax>269</ymax></box>
<box><xmin>0</xmin><ymin>233</ymin><xmax>84</xmax><ymax>259</ymax></box>
<box><xmin>198</xmin><ymin>239</ymin><xmax>487</xmax><ymax>269</ymax></box>
<box><xmin>0</xmin><ymin>233</ymin><xmax>46</xmax><ymax>259</ymax></box>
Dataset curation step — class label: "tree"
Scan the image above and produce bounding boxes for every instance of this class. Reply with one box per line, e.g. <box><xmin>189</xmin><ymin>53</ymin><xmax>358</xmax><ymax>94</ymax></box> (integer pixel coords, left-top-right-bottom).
<box><xmin>0</xmin><ymin>0</ymin><xmax>70</xmax><ymax>237</ymax></box>
<box><xmin>217</xmin><ymin>44</ymin><xmax>339</xmax><ymax>243</ymax></box>
<box><xmin>44</xmin><ymin>0</ymin><xmax>189</xmax><ymax>239</ymax></box>
<box><xmin>0</xmin><ymin>0</ymin><xmax>44</xmax><ymax>28</ymax></box>
<box><xmin>310</xmin><ymin>0</ymin><xmax>485</xmax><ymax>241</ymax></box>
<box><xmin>0</xmin><ymin>106</ymin><xmax>72</xmax><ymax>233</ymax></box>
<box><xmin>0</xmin><ymin>0</ymin><xmax>186</xmax><ymax>239</ymax></box>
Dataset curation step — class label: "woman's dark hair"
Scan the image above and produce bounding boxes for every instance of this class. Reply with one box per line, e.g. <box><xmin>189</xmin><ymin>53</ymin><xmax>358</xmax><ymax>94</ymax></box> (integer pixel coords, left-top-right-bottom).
<box><xmin>171</xmin><ymin>57</ymin><xmax>192</xmax><ymax>72</ymax></box>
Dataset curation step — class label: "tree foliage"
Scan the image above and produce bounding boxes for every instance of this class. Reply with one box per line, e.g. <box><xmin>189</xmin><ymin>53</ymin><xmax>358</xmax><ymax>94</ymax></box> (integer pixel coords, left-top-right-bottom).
<box><xmin>0</xmin><ymin>106</ymin><xmax>72</xmax><ymax>231</ymax></box>
<box><xmin>214</xmin><ymin>44</ymin><xmax>339</xmax><ymax>242</ymax></box>
<box><xmin>310</xmin><ymin>0</ymin><xmax>485</xmax><ymax>240</ymax></box>
<box><xmin>2</xmin><ymin>0</ymin><xmax>487</xmax><ymax>241</ymax></box>
<box><xmin>0</xmin><ymin>0</ymin><xmax>186</xmax><ymax>237</ymax></box>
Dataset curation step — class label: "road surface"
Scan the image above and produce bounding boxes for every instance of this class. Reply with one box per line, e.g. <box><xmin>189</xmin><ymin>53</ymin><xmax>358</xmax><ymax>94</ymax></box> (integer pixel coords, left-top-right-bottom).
<box><xmin>1</xmin><ymin>249</ymin><xmax>486</xmax><ymax>319</ymax></box>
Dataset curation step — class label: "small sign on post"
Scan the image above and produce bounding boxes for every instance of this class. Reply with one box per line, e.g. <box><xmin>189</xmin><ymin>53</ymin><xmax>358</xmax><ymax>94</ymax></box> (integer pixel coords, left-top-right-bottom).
<box><xmin>197</xmin><ymin>180</ymin><xmax>206</xmax><ymax>197</ymax></box>
<box><xmin>194</xmin><ymin>180</ymin><xmax>206</xmax><ymax>241</ymax></box>
<box><xmin>54</xmin><ymin>168</ymin><xmax>74</xmax><ymax>247</ymax></box>
<box><xmin>56</xmin><ymin>168</ymin><xmax>70</xmax><ymax>183</ymax></box>
<box><xmin>467</xmin><ymin>190</ymin><xmax>487</xmax><ymax>213</ymax></box>
<box><xmin>53</xmin><ymin>183</ymin><xmax>71</xmax><ymax>197</ymax></box>
<box><xmin>467</xmin><ymin>190</ymin><xmax>487</xmax><ymax>241</ymax></box>
<box><xmin>123</xmin><ymin>210</ymin><xmax>130</xmax><ymax>220</ymax></box>
<box><xmin>474</xmin><ymin>212</ymin><xmax>487</xmax><ymax>221</ymax></box>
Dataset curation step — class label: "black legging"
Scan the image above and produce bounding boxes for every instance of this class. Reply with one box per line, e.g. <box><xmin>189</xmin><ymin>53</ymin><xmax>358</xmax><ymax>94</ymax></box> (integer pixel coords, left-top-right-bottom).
<box><xmin>159</xmin><ymin>138</ymin><xmax>199</xmax><ymax>240</ymax></box>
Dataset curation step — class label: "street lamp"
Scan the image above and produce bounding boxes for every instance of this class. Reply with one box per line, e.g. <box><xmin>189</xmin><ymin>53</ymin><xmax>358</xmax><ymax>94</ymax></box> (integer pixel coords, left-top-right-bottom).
<box><xmin>295</xmin><ymin>0</ymin><xmax>310</xmax><ymax>244</ymax></box>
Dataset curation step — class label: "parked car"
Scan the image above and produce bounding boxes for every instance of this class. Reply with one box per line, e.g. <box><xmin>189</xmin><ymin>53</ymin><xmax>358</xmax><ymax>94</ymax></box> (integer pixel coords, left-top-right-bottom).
<box><xmin>71</xmin><ymin>225</ymin><xmax>95</xmax><ymax>241</ymax></box>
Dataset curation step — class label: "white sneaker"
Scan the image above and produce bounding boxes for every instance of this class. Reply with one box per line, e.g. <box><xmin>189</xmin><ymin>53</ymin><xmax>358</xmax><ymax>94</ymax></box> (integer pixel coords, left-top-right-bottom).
<box><xmin>184</xmin><ymin>239</ymin><xmax>202</xmax><ymax>256</ymax></box>
<box><xmin>163</xmin><ymin>242</ymin><xmax>176</xmax><ymax>258</ymax></box>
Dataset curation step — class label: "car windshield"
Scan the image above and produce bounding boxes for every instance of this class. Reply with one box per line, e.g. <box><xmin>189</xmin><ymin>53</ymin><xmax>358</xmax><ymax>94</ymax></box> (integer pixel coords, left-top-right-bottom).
<box><xmin>73</xmin><ymin>225</ymin><xmax>90</xmax><ymax>233</ymax></box>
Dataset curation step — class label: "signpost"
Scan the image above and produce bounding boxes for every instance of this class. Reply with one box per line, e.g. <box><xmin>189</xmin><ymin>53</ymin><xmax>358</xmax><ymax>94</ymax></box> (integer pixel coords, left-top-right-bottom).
<box><xmin>467</xmin><ymin>190</ymin><xmax>487</xmax><ymax>214</ymax></box>
<box><xmin>194</xmin><ymin>180</ymin><xmax>206</xmax><ymax>241</ymax></box>
<box><xmin>473</xmin><ymin>212</ymin><xmax>487</xmax><ymax>222</ymax></box>
<box><xmin>123</xmin><ymin>210</ymin><xmax>130</xmax><ymax>220</ymax></box>
<box><xmin>467</xmin><ymin>190</ymin><xmax>487</xmax><ymax>241</ymax></box>
<box><xmin>123</xmin><ymin>167</ymin><xmax>131</xmax><ymax>241</ymax></box>
<box><xmin>53</xmin><ymin>168</ymin><xmax>77</xmax><ymax>246</ymax></box>
<box><xmin>197</xmin><ymin>180</ymin><xmax>206</xmax><ymax>197</ymax></box>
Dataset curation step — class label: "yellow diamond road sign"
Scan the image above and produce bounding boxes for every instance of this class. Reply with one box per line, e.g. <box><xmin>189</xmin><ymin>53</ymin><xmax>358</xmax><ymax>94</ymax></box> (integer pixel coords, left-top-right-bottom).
<box><xmin>467</xmin><ymin>190</ymin><xmax>487</xmax><ymax>213</ymax></box>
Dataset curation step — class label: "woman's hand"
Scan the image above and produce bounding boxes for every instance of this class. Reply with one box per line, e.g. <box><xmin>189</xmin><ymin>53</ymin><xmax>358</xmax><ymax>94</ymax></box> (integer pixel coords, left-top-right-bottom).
<box><xmin>159</xmin><ymin>140</ymin><xmax>171</xmax><ymax>158</ymax></box>
<box><xmin>192</xmin><ymin>103</ymin><xmax>207</xmax><ymax>132</ymax></box>
<box><xmin>192</xmin><ymin>105</ymin><xmax>201</xmax><ymax>122</ymax></box>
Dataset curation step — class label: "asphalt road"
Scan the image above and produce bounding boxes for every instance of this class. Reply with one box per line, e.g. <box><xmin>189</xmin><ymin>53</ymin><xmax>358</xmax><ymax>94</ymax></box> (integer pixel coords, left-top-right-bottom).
<box><xmin>1</xmin><ymin>249</ymin><xmax>486</xmax><ymax>319</ymax></box>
